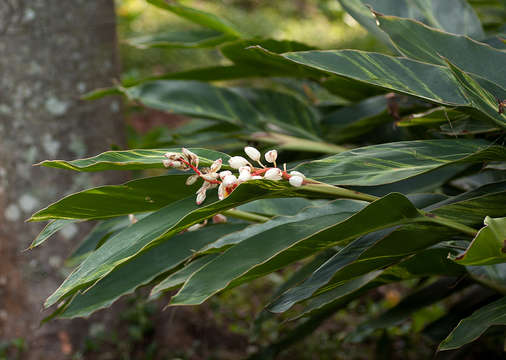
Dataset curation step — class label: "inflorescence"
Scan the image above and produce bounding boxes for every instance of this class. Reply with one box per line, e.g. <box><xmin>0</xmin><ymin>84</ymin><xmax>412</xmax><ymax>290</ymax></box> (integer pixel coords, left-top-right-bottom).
<box><xmin>163</xmin><ymin>147</ymin><xmax>307</xmax><ymax>205</ymax></box>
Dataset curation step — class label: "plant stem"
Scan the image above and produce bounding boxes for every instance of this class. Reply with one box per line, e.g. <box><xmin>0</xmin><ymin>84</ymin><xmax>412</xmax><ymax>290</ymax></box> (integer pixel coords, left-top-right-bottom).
<box><xmin>301</xmin><ymin>183</ymin><xmax>379</xmax><ymax>202</ymax></box>
<box><xmin>421</xmin><ymin>212</ymin><xmax>478</xmax><ymax>237</ymax></box>
<box><xmin>222</xmin><ymin>209</ymin><xmax>270</xmax><ymax>223</ymax></box>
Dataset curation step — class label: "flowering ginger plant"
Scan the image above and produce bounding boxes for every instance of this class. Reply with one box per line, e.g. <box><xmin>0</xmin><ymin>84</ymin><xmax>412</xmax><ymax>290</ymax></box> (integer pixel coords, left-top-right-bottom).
<box><xmin>163</xmin><ymin>146</ymin><xmax>307</xmax><ymax>205</ymax></box>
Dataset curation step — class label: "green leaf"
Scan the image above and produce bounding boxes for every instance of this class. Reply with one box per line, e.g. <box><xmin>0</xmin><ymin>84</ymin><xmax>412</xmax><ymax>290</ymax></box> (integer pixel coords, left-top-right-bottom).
<box><xmin>338</xmin><ymin>0</ymin><xmax>484</xmax><ymax>43</ymax></box>
<box><xmin>30</xmin><ymin>219</ymin><xmax>80</xmax><ymax>248</ymax></box>
<box><xmin>58</xmin><ymin>224</ymin><xmax>246</xmax><ymax>318</ymax></box>
<box><xmin>282</xmin><ymin>50</ymin><xmax>468</xmax><ymax>106</ymax></box>
<box><xmin>439</xmin><ymin>296</ymin><xmax>506</xmax><ymax>350</ymax></box>
<box><xmin>127</xmin><ymin>29</ymin><xmax>234</xmax><ymax>49</ymax></box>
<box><xmin>237</xmin><ymin>198</ymin><xmax>317</xmax><ymax>217</ymax></box>
<box><xmin>301</xmin><ymin>247</ymin><xmax>465</xmax><ymax>318</ymax></box>
<box><xmin>43</xmin><ymin>180</ymin><xmax>337</xmax><ymax>308</ymax></box>
<box><xmin>146</xmin><ymin>0</ymin><xmax>241</xmax><ymax>37</ymax></box>
<box><xmin>444</xmin><ymin>59</ymin><xmax>506</xmax><ymax>128</ymax></box>
<box><xmin>37</xmin><ymin>147</ymin><xmax>229</xmax><ymax>172</ymax></box>
<box><xmin>396</xmin><ymin>107</ymin><xmax>470</xmax><ymax>128</ymax></box>
<box><xmin>295</xmin><ymin>139</ymin><xmax>504</xmax><ymax>186</ymax></box>
<box><xmin>30</xmin><ymin>175</ymin><xmax>199</xmax><ymax>221</ymax></box>
<box><xmin>124</xmin><ymin>81</ymin><xmax>261</xmax><ymax>127</ymax></box>
<box><xmin>170</xmin><ymin>193</ymin><xmax>426</xmax><ymax>306</ymax></box>
<box><xmin>451</xmin><ymin>217</ymin><xmax>506</xmax><ymax>265</ymax></box>
<box><xmin>150</xmin><ymin>254</ymin><xmax>220</xmax><ymax>297</ymax></box>
<box><xmin>375</xmin><ymin>14</ymin><xmax>503</xmax><ymax>89</ymax></box>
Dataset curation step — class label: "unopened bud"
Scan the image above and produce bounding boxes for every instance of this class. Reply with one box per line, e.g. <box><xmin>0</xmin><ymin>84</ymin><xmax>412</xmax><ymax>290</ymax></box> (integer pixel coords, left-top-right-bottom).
<box><xmin>239</xmin><ymin>166</ymin><xmax>251</xmax><ymax>174</ymax></box>
<box><xmin>219</xmin><ymin>170</ymin><xmax>232</xmax><ymax>180</ymax></box>
<box><xmin>238</xmin><ymin>171</ymin><xmax>252</xmax><ymax>183</ymax></box>
<box><xmin>210</xmin><ymin>158</ymin><xmax>222</xmax><ymax>173</ymax></box>
<box><xmin>265</xmin><ymin>150</ymin><xmax>277</xmax><ymax>164</ymax></box>
<box><xmin>182</xmin><ymin>148</ymin><xmax>199</xmax><ymax>167</ymax></box>
<box><xmin>128</xmin><ymin>214</ymin><xmax>138</xmax><ymax>224</ymax></box>
<box><xmin>290</xmin><ymin>171</ymin><xmax>305</xmax><ymax>179</ymax></box>
<box><xmin>251</xmin><ymin>175</ymin><xmax>263</xmax><ymax>180</ymax></box>
<box><xmin>244</xmin><ymin>146</ymin><xmax>261</xmax><ymax>162</ymax></box>
<box><xmin>201</xmin><ymin>173</ymin><xmax>218</xmax><ymax>182</ymax></box>
<box><xmin>229</xmin><ymin>156</ymin><xmax>249</xmax><ymax>169</ymax></box>
<box><xmin>289</xmin><ymin>175</ymin><xmax>304</xmax><ymax>187</ymax></box>
<box><xmin>186</xmin><ymin>174</ymin><xmax>199</xmax><ymax>185</ymax></box>
<box><xmin>218</xmin><ymin>183</ymin><xmax>226</xmax><ymax>200</ymax></box>
<box><xmin>212</xmin><ymin>214</ymin><xmax>227</xmax><ymax>223</ymax></box>
<box><xmin>164</xmin><ymin>152</ymin><xmax>180</xmax><ymax>160</ymax></box>
<box><xmin>196</xmin><ymin>190</ymin><xmax>206</xmax><ymax>205</ymax></box>
<box><xmin>264</xmin><ymin>168</ymin><xmax>282</xmax><ymax>180</ymax></box>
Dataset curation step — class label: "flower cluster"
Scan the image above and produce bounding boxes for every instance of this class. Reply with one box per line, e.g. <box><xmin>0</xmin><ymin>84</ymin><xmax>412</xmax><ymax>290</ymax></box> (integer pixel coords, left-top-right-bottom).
<box><xmin>163</xmin><ymin>147</ymin><xmax>306</xmax><ymax>205</ymax></box>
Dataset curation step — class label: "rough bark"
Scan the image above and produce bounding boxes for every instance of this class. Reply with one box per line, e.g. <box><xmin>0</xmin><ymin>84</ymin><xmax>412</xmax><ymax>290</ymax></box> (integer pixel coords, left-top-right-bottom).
<box><xmin>0</xmin><ymin>0</ymin><xmax>125</xmax><ymax>358</ymax></box>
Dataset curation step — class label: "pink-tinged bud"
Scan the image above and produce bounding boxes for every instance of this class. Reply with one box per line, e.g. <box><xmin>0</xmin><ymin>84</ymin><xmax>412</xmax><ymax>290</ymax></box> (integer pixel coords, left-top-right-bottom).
<box><xmin>188</xmin><ymin>220</ymin><xmax>207</xmax><ymax>231</ymax></box>
<box><xmin>210</xmin><ymin>158</ymin><xmax>222</xmax><ymax>173</ymax></box>
<box><xmin>212</xmin><ymin>214</ymin><xmax>227</xmax><ymax>223</ymax></box>
<box><xmin>162</xmin><ymin>159</ymin><xmax>172</xmax><ymax>168</ymax></box>
<box><xmin>239</xmin><ymin>166</ymin><xmax>251</xmax><ymax>174</ymax></box>
<box><xmin>251</xmin><ymin>175</ymin><xmax>263</xmax><ymax>180</ymax></box>
<box><xmin>185</xmin><ymin>174</ymin><xmax>199</xmax><ymax>186</ymax></box>
<box><xmin>164</xmin><ymin>152</ymin><xmax>180</xmax><ymax>160</ymax></box>
<box><xmin>182</xmin><ymin>148</ymin><xmax>199</xmax><ymax>167</ymax></box>
<box><xmin>128</xmin><ymin>214</ymin><xmax>138</xmax><ymax>224</ymax></box>
<box><xmin>290</xmin><ymin>171</ymin><xmax>305</xmax><ymax>179</ymax></box>
<box><xmin>201</xmin><ymin>173</ymin><xmax>218</xmax><ymax>182</ymax></box>
<box><xmin>238</xmin><ymin>171</ymin><xmax>252</xmax><ymax>183</ymax></box>
<box><xmin>196</xmin><ymin>190</ymin><xmax>206</xmax><ymax>205</ymax></box>
<box><xmin>264</xmin><ymin>168</ymin><xmax>282</xmax><ymax>180</ymax></box>
<box><xmin>289</xmin><ymin>175</ymin><xmax>304</xmax><ymax>187</ymax></box>
<box><xmin>264</xmin><ymin>150</ymin><xmax>277</xmax><ymax>164</ymax></box>
<box><xmin>244</xmin><ymin>146</ymin><xmax>261</xmax><ymax>162</ymax></box>
<box><xmin>219</xmin><ymin>170</ymin><xmax>232</xmax><ymax>180</ymax></box>
<box><xmin>196</xmin><ymin>181</ymin><xmax>211</xmax><ymax>194</ymax></box>
<box><xmin>228</xmin><ymin>156</ymin><xmax>249</xmax><ymax>169</ymax></box>
<box><xmin>163</xmin><ymin>160</ymin><xmax>182</xmax><ymax>168</ymax></box>
<box><xmin>218</xmin><ymin>183</ymin><xmax>226</xmax><ymax>200</ymax></box>
<box><xmin>223</xmin><ymin>174</ymin><xmax>238</xmax><ymax>187</ymax></box>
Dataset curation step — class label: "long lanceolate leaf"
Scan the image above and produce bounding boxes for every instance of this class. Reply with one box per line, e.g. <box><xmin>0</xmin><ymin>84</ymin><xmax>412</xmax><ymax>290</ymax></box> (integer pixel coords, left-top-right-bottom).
<box><xmin>295</xmin><ymin>139</ymin><xmax>504</xmax><ymax>186</ymax></box>
<box><xmin>169</xmin><ymin>193</ymin><xmax>449</xmax><ymax>306</ymax></box>
<box><xmin>439</xmin><ymin>296</ymin><xmax>506</xmax><ymax>350</ymax></box>
<box><xmin>43</xmin><ymin>180</ymin><xmax>344</xmax><ymax>308</ymax></box>
<box><xmin>58</xmin><ymin>224</ymin><xmax>246</xmax><ymax>318</ymax></box>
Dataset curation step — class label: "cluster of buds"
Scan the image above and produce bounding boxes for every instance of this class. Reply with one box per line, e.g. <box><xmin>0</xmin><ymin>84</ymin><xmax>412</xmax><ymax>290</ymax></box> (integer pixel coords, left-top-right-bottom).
<box><xmin>163</xmin><ymin>146</ymin><xmax>307</xmax><ymax>205</ymax></box>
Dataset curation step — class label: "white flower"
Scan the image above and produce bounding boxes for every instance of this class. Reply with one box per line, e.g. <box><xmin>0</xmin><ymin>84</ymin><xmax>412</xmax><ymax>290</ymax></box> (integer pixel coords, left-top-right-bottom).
<box><xmin>264</xmin><ymin>168</ymin><xmax>283</xmax><ymax>180</ymax></box>
<box><xmin>163</xmin><ymin>159</ymin><xmax>182</xmax><ymax>169</ymax></box>
<box><xmin>223</xmin><ymin>174</ymin><xmax>238</xmax><ymax>187</ymax></box>
<box><xmin>219</xmin><ymin>170</ymin><xmax>232</xmax><ymax>180</ymax></box>
<box><xmin>185</xmin><ymin>174</ymin><xmax>199</xmax><ymax>185</ymax></box>
<box><xmin>289</xmin><ymin>171</ymin><xmax>305</xmax><ymax>179</ymax></box>
<box><xmin>289</xmin><ymin>175</ymin><xmax>304</xmax><ymax>187</ymax></box>
<box><xmin>265</xmin><ymin>150</ymin><xmax>277</xmax><ymax>165</ymax></box>
<box><xmin>239</xmin><ymin>166</ymin><xmax>251</xmax><ymax>174</ymax></box>
<box><xmin>201</xmin><ymin>172</ymin><xmax>218</xmax><ymax>182</ymax></box>
<box><xmin>187</xmin><ymin>220</ymin><xmax>207</xmax><ymax>232</ymax></box>
<box><xmin>164</xmin><ymin>152</ymin><xmax>180</xmax><ymax>160</ymax></box>
<box><xmin>238</xmin><ymin>171</ymin><xmax>252</xmax><ymax>183</ymax></box>
<box><xmin>229</xmin><ymin>156</ymin><xmax>249</xmax><ymax>169</ymax></box>
<box><xmin>251</xmin><ymin>175</ymin><xmax>263</xmax><ymax>180</ymax></box>
<box><xmin>196</xmin><ymin>190</ymin><xmax>207</xmax><ymax>205</ymax></box>
<box><xmin>210</xmin><ymin>158</ymin><xmax>222</xmax><ymax>173</ymax></box>
<box><xmin>244</xmin><ymin>146</ymin><xmax>261</xmax><ymax>162</ymax></box>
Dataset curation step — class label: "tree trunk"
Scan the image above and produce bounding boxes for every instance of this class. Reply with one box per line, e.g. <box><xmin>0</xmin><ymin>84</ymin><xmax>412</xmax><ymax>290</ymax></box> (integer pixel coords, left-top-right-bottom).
<box><xmin>0</xmin><ymin>1</ymin><xmax>124</xmax><ymax>358</ymax></box>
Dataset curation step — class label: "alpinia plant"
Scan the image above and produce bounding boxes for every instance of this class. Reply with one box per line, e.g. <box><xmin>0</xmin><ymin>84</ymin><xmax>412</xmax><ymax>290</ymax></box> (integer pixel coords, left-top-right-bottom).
<box><xmin>30</xmin><ymin>0</ymin><xmax>506</xmax><ymax>357</ymax></box>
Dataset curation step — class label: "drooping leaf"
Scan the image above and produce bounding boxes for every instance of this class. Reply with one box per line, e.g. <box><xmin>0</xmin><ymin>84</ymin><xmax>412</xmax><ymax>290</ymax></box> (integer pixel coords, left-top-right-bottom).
<box><xmin>30</xmin><ymin>219</ymin><xmax>80</xmax><ymax>248</ymax></box>
<box><xmin>375</xmin><ymin>14</ymin><xmax>504</xmax><ymax>89</ymax></box>
<box><xmin>37</xmin><ymin>147</ymin><xmax>229</xmax><ymax>172</ymax></box>
<box><xmin>127</xmin><ymin>29</ymin><xmax>234</xmax><ymax>49</ymax></box>
<box><xmin>439</xmin><ymin>296</ymin><xmax>506</xmax><ymax>350</ymax></box>
<box><xmin>170</xmin><ymin>193</ymin><xmax>430</xmax><ymax>306</ymax></box>
<box><xmin>451</xmin><ymin>217</ymin><xmax>506</xmax><ymax>266</ymax></box>
<box><xmin>43</xmin><ymin>180</ymin><xmax>344</xmax><ymax>308</ymax></box>
<box><xmin>237</xmin><ymin>198</ymin><xmax>317</xmax><ymax>217</ymax></box>
<box><xmin>396</xmin><ymin>107</ymin><xmax>469</xmax><ymax>128</ymax></box>
<box><xmin>146</xmin><ymin>0</ymin><xmax>241</xmax><ymax>37</ymax></box>
<box><xmin>338</xmin><ymin>0</ymin><xmax>484</xmax><ymax>44</ymax></box>
<box><xmin>58</xmin><ymin>224</ymin><xmax>246</xmax><ymax>318</ymax></box>
<box><xmin>294</xmin><ymin>139</ymin><xmax>504</xmax><ymax>186</ymax></box>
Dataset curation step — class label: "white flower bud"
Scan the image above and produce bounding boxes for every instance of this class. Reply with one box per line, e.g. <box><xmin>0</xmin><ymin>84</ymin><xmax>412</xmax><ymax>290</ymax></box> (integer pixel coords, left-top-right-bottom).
<box><xmin>244</xmin><ymin>146</ymin><xmax>261</xmax><ymax>162</ymax></box>
<box><xmin>128</xmin><ymin>214</ymin><xmax>138</xmax><ymax>224</ymax></box>
<box><xmin>182</xmin><ymin>148</ymin><xmax>199</xmax><ymax>167</ymax></box>
<box><xmin>164</xmin><ymin>152</ymin><xmax>180</xmax><ymax>160</ymax></box>
<box><xmin>218</xmin><ymin>183</ymin><xmax>226</xmax><ymax>200</ymax></box>
<box><xmin>239</xmin><ymin>166</ymin><xmax>251</xmax><ymax>174</ymax></box>
<box><xmin>264</xmin><ymin>150</ymin><xmax>277</xmax><ymax>164</ymax></box>
<box><xmin>219</xmin><ymin>170</ymin><xmax>232</xmax><ymax>180</ymax></box>
<box><xmin>238</xmin><ymin>171</ymin><xmax>252</xmax><ymax>183</ymax></box>
<box><xmin>201</xmin><ymin>173</ymin><xmax>218</xmax><ymax>182</ymax></box>
<box><xmin>196</xmin><ymin>190</ymin><xmax>206</xmax><ymax>205</ymax></box>
<box><xmin>210</xmin><ymin>158</ymin><xmax>222</xmax><ymax>173</ymax></box>
<box><xmin>289</xmin><ymin>175</ymin><xmax>304</xmax><ymax>187</ymax></box>
<box><xmin>162</xmin><ymin>159</ymin><xmax>172</xmax><ymax>168</ymax></box>
<box><xmin>264</xmin><ymin>168</ymin><xmax>283</xmax><ymax>181</ymax></box>
<box><xmin>290</xmin><ymin>171</ymin><xmax>305</xmax><ymax>179</ymax></box>
<box><xmin>251</xmin><ymin>175</ymin><xmax>263</xmax><ymax>180</ymax></box>
<box><xmin>196</xmin><ymin>181</ymin><xmax>211</xmax><ymax>194</ymax></box>
<box><xmin>212</xmin><ymin>214</ymin><xmax>227</xmax><ymax>223</ymax></box>
<box><xmin>223</xmin><ymin>174</ymin><xmax>238</xmax><ymax>187</ymax></box>
<box><xmin>185</xmin><ymin>174</ymin><xmax>199</xmax><ymax>185</ymax></box>
<box><xmin>228</xmin><ymin>156</ymin><xmax>249</xmax><ymax>169</ymax></box>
